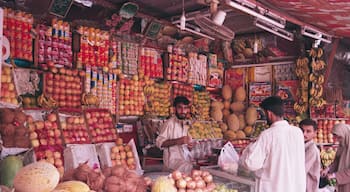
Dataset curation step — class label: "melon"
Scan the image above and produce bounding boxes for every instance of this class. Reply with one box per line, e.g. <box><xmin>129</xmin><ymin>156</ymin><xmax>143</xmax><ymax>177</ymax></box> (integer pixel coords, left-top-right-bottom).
<box><xmin>234</xmin><ymin>87</ymin><xmax>246</xmax><ymax>102</ymax></box>
<box><xmin>226</xmin><ymin>114</ymin><xmax>239</xmax><ymax>131</ymax></box>
<box><xmin>238</xmin><ymin>114</ymin><xmax>246</xmax><ymax>130</ymax></box>
<box><xmin>13</xmin><ymin>161</ymin><xmax>60</xmax><ymax>192</ymax></box>
<box><xmin>246</xmin><ymin>107</ymin><xmax>258</xmax><ymax>125</ymax></box>
<box><xmin>223</xmin><ymin>100</ymin><xmax>231</xmax><ymax>109</ymax></box>
<box><xmin>236</xmin><ymin>130</ymin><xmax>246</xmax><ymax>139</ymax></box>
<box><xmin>224</xmin><ymin>130</ymin><xmax>236</xmax><ymax>141</ymax></box>
<box><xmin>222</xmin><ymin>85</ymin><xmax>233</xmax><ymax>100</ymax></box>
<box><xmin>54</xmin><ymin>181</ymin><xmax>90</xmax><ymax>192</ymax></box>
<box><xmin>244</xmin><ymin>126</ymin><xmax>254</xmax><ymax>137</ymax></box>
<box><xmin>230</xmin><ymin>102</ymin><xmax>245</xmax><ymax>113</ymax></box>
<box><xmin>0</xmin><ymin>155</ymin><xmax>23</xmax><ymax>187</ymax></box>
<box><xmin>211</xmin><ymin>101</ymin><xmax>224</xmax><ymax>110</ymax></box>
<box><xmin>211</xmin><ymin>109</ymin><xmax>223</xmax><ymax>121</ymax></box>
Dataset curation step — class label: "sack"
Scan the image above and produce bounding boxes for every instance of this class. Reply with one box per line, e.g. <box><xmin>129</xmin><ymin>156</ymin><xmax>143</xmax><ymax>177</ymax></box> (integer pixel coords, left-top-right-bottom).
<box><xmin>218</xmin><ymin>142</ymin><xmax>239</xmax><ymax>173</ymax></box>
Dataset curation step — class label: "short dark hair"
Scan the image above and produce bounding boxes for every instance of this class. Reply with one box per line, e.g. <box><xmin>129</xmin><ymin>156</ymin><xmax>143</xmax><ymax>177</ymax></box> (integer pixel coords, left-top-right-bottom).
<box><xmin>173</xmin><ymin>96</ymin><xmax>190</xmax><ymax>107</ymax></box>
<box><xmin>299</xmin><ymin>118</ymin><xmax>317</xmax><ymax>131</ymax></box>
<box><xmin>260</xmin><ymin>96</ymin><xmax>284</xmax><ymax>117</ymax></box>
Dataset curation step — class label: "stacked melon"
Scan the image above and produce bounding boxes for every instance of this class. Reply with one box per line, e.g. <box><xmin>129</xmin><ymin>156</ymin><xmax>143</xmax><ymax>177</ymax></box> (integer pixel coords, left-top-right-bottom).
<box><xmin>210</xmin><ymin>85</ymin><xmax>258</xmax><ymax>141</ymax></box>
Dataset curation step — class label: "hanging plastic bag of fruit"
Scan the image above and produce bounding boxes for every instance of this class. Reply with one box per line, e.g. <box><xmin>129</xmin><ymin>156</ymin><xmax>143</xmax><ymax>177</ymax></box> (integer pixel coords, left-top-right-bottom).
<box><xmin>218</xmin><ymin>142</ymin><xmax>239</xmax><ymax>173</ymax></box>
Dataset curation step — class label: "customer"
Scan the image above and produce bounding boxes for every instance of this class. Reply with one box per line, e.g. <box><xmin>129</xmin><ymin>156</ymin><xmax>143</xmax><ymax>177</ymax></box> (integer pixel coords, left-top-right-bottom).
<box><xmin>300</xmin><ymin>118</ymin><xmax>321</xmax><ymax>192</ymax></box>
<box><xmin>240</xmin><ymin>96</ymin><xmax>306</xmax><ymax>192</ymax></box>
<box><xmin>321</xmin><ymin>123</ymin><xmax>350</xmax><ymax>192</ymax></box>
<box><xmin>156</xmin><ymin>96</ymin><xmax>193</xmax><ymax>173</ymax></box>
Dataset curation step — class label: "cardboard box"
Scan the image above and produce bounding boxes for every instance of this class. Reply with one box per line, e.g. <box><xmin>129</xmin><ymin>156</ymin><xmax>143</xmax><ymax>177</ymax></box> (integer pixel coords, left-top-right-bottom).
<box><xmin>95</xmin><ymin>139</ymin><xmax>144</xmax><ymax>175</ymax></box>
<box><xmin>63</xmin><ymin>144</ymin><xmax>100</xmax><ymax>171</ymax></box>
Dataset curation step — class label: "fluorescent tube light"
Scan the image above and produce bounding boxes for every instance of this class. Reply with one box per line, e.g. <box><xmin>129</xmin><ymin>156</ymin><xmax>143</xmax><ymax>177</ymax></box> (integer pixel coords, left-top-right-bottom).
<box><xmin>175</xmin><ymin>25</ymin><xmax>215</xmax><ymax>40</ymax></box>
<box><xmin>301</xmin><ymin>26</ymin><xmax>332</xmax><ymax>44</ymax></box>
<box><xmin>225</xmin><ymin>0</ymin><xmax>286</xmax><ymax>28</ymax></box>
<box><xmin>255</xmin><ymin>19</ymin><xmax>294</xmax><ymax>41</ymax></box>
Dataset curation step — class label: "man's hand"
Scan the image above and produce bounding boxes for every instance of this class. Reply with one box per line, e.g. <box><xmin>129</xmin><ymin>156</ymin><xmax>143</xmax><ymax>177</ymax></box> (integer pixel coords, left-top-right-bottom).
<box><xmin>177</xmin><ymin>136</ymin><xmax>192</xmax><ymax>145</ymax></box>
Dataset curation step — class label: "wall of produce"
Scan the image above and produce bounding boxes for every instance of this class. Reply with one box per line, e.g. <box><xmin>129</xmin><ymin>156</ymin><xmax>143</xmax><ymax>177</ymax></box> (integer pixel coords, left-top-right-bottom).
<box><xmin>1</xmin><ymin>7</ymin><xmax>350</xmax><ymax>191</ymax></box>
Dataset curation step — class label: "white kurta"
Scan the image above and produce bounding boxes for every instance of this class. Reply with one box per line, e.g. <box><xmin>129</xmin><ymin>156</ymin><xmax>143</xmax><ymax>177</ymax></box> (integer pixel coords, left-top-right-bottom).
<box><xmin>305</xmin><ymin>140</ymin><xmax>321</xmax><ymax>192</ymax></box>
<box><xmin>240</xmin><ymin>120</ymin><xmax>306</xmax><ymax>192</ymax></box>
<box><xmin>156</xmin><ymin>116</ymin><xmax>193</xmax><ymax>174</ymax></box>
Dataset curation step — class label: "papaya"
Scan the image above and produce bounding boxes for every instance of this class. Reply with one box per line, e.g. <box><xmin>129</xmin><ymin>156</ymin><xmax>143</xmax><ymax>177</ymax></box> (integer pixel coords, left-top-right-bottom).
<box><xmin>0</xmin><ymin>155</ymin><xmax>23</xmax><ymax>188</ymax></box>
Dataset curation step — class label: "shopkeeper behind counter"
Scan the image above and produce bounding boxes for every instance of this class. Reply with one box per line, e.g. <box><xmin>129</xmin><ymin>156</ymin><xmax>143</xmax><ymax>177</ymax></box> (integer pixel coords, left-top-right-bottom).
<box><xmin>156</xmin><ymin>96</ymin><xmax>194</xmax><ymax>174</ymax></box>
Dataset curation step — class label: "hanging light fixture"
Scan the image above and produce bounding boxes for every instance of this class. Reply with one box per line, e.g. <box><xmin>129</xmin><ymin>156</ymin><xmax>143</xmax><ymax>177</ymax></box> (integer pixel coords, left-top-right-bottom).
<box><xmin>180</xmin><ymin>0</ymin><xmax>186</xmax><ymax>30</ymax></box>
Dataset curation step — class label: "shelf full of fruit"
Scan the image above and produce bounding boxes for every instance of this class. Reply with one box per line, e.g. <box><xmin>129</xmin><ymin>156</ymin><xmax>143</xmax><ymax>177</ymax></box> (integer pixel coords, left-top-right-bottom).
<box><xmin>37</xmin><ymin>19</ymin><xmax>72</xmax><ymax>68</ymax></box>
<box><xmin>25</xmin><ymin>110</ymin><xmax>63</xmax><ymax>148</ymax></box>
<box><xmin>43</xmin><ymin>68</ymin><xmax>84</xmax><ymax>108</ymax></box>
<box><xmin>315</xmin><ymin>119</ymin><xmax>348</xmax><ymax>144</ymax></box>
<box><xmin>144</xmin><ymin>81</ymin><xmax>172</xmax><ymax>117</ymax></box>
<box><xmin>0</xmin><ymin>65</ymin><xmax>19</xmax><ymax>106</ymax></box>
<box><xmin>172</xmin><ymin>82</ymin><xmax>193</xmax><ymax>103</ymax></box>
<box><xmin>188</xmin><ymin>121</ymin><xmax>216</xmax><ymax>139</ymax></box>
<box><xmin>120</xmin><ymin>42</ymin><xmax>139</xmax><ymax>75</ymax></box>
<box><xmin>188</xmin><ymin>52</ymin><xmax>207</xmax><ymax>86</ymax></box>
<box><xmin>84</xmin><ymin>109</ymin><xmax>118</xmax><ymax>143</ymax></box>
<box><xmin>76</xmin><ymin>26</ymin><xmax>109</xmax><ymax>68</ymax></box>
<box><xmin>58</xmin><ymin>110</ymin><xmax>92</xmax><ymax>144</ymax></box>
<box><xmin>165</xmin><ymin>53</ymin><xmax>189</xmax><ymax>82</ymax></box>
<box><xmin>138</xmin><ymin>47</ymin><xmax>163</xmax><ymax>79</ymax></box>
<box><xmin>3</xmin><ymin>8</ymin><xmax>33</xmax><ymax>62</ymax></box>
<box><xmin>118</xmin><ymin>77</ymin><xmax>145</xmax><ymax>116</ymax></box>
<box><xmin>192</xmin><ymin>89</ymin><xmax>211</xmax><ymax>120</ymax></box>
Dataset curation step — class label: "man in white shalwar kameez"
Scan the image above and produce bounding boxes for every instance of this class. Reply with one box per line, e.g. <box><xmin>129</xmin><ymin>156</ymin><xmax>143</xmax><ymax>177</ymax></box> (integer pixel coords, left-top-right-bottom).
<box><xmin>240</xmin><ymin>96</ymin><xmax>306</xmax><ymax>192</ymax></box>
<box><xmin>156</xmin><ymin>96</ymin><xmax>193</xmax><ymax>174</ymax></box>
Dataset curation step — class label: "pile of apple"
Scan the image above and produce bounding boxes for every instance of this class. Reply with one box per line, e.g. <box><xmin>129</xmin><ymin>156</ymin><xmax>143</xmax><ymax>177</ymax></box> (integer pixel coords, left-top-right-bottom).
<box><xmin>110</xmin><ymin>138</ymin><xmax>136</xmax><ymax>170</ymax></box>
<box><xmin>139</xmin><ymin>47</ymin><xmax>163</xmax><ymax>78</ymax></box>
<box><xmin>59</xmin><ymin>113</ymin><xmax>91</xmax><ymax>144</ymax></box>
<box><xmin>170</xmin><ymin>170</ymin><xmax>216</xmax><ymax>192</ymax></box>
<box><xmin>118</xmin><ymin>77</ymin><xmax>145</xmax><ymax>116</ymax></box>
<box><xmin>0</xmin><ymin>66</ymin><xmax>18</xmax><ymax>105</ymax></box>
<box><xmin>28</xmin><ymin>112</ymin><xmax>63</xmax><ymax>148</ymax></box>
<box><xmin>44</xmin><ymin>67</ymin><xmax>84</xmax><ymax>108</ymax></box>
<box><xmin>85</xmin><ymin>110</ymin><xmax>117</xmax><ymax>143</ymax></box>
<box><xmin>144</xmin><ymin>82</ymin><xmax>172</xmax><ymax>117</ymax></box>
<box><xmin>315</xmin><ymin>119</ymin><xmax>346</xmax><ymax>144</ymax></box>
<box><xmin>166</xmin><ymin>53</ymin><xmax>189</xmax><ymax>82</ymax></box>
<box><xmin>172</xmin><ymin>83</ymin><xmax>193</xmax><ymax>102</ymax></box>
<box><xmin>34</xmin><ymin>147</ymin><xmax>64</xmax><ymax>177</ymax></box>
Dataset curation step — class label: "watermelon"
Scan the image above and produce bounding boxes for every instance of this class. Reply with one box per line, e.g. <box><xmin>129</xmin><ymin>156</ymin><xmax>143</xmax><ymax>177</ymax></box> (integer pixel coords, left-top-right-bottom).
<box><xmin>0</xmin><ymin>155</ymin><xmax>23</xmax><ymax>187</ymax></box>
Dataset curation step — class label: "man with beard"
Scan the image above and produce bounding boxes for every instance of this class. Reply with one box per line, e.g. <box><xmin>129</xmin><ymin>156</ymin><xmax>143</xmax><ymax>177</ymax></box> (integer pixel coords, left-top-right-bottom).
<box><xmin>240</xmin><ymin>96</ymin><xmax>306</xmax><ymax>192</ymax></box>
<box><xmin>156</xmin><ymin>96</ymin><xmax>194</xmax><ymax>173</ymax></box>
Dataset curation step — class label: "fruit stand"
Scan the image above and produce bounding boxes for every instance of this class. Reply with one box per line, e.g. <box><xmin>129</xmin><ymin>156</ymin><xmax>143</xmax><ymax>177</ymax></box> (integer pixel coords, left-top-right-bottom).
<box><xmin>1</xmin><ymin>0</ymin><xmax>350</xmax><ymax>192</ymax></box>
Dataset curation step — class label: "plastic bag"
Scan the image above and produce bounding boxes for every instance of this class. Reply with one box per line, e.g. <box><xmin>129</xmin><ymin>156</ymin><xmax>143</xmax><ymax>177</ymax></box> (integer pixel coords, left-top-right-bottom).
<box><xmin>218</xmin><ymin>142</ymin><xmax>239</xmax><ymax>173</ymax></box>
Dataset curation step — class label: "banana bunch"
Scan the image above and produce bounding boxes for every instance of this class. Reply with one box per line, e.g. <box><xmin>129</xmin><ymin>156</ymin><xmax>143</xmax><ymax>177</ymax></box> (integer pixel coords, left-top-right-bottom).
<box><xmin>309</xmin><ymin>73</ymin><xmax>325</xmax><ymax>84</ymax></box>
<box><xmin>37</xmin><ymin>94</ymin><xmax>58</xmax><ymax>108</ymax></box>
<box><xmin>311</xmin><ymin>60</ymin><xmax>326</xmax><ymax>71</ymax></box>
<box><xmin>309</xmin><ymin>97</ymin><xmax>326</xmax><ymax>108</ymax></box>
<box><xmin>320</xmin><ymin>148</ymin><xmax>336</xmax><ymax>167</ymax></box>
<box><xmin>81</xmin><ymin>93</ymin><xmax>100</xmax><ymax>106</ymax></box>
<box><xmin>309</xmin><ymin>48</ymin><xmax>324</xmax><ymax>58</ymax></box>
<box><xmin>295</xmin><ymin>57</ymin><xmax>310</xmax><ymax>79</ymax></box>
<box><xmin>233</xmin><ymin>39</ymin><xmax>246</xmax><ymax>53</ymax></box>
<box><xmin>294</xmin><ymin>101</ymin><xmax>308</xmax><ymax>114</ymax></box>
<box><xmin>143</xmin><ymin>85</ymin><xmax>155</xmax><ymax>96</ymax></box>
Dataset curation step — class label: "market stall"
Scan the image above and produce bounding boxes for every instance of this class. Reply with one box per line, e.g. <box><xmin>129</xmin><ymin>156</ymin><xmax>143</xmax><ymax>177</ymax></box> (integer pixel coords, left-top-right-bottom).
<box><xmin>1</xmin><ymin>0</ymin><xmax>350</xmax><ymax>191</ymax></box>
